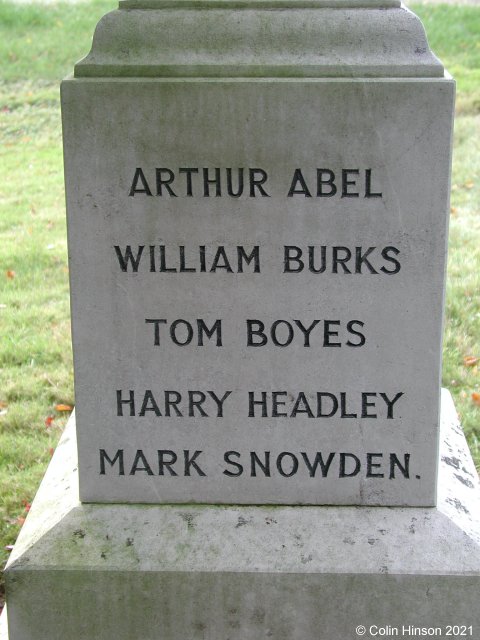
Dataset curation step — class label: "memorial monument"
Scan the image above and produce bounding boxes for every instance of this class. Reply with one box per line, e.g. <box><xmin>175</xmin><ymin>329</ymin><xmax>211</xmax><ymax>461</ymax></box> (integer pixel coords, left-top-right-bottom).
<box><xmin>3</xmin><ymin>0</ymin><xmax>480</xmax><ymax>638</ymax></box>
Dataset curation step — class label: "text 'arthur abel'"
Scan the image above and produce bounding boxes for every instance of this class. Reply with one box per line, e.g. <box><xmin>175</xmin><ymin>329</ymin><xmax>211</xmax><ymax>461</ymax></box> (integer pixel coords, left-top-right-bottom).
<box><xmin>128</xmin><ymin>167</ymin><xmax>383</xmax><ymax>199</ymax></box>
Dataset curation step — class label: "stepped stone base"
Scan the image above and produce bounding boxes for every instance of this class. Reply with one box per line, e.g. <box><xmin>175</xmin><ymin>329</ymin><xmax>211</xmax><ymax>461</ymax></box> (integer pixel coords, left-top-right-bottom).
<box><xmin>3</xmin><ymin>390</ymin><xmax>480</xmax><ymax>640</ymax></box>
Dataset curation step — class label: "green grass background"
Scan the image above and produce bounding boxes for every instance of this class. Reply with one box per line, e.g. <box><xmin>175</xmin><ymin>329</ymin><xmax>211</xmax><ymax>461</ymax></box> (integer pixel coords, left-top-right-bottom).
<box><xmin>0</xmin><ymin>0</ymin><xmax>479</xmax><ymax>601</ymax></box>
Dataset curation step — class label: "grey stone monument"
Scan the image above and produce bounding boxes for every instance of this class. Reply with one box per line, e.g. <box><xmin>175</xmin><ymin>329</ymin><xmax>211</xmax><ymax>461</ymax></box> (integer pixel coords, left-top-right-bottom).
<box><xmin>3</xmin><ymin>0</ymin><xmax>480</xmax><ymax>638</ymax></box>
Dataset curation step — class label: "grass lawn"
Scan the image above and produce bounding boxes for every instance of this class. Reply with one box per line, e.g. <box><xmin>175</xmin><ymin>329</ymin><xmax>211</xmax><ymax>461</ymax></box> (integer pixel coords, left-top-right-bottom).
<box><xmin>0</xmin><ymin>0</ymin><xmax>479</xmax><ymax>602</ymax></box>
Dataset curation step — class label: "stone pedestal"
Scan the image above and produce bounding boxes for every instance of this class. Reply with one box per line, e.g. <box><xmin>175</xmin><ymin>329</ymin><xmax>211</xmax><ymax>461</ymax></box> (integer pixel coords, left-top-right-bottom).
<box><xmin>4</xmin><ymin>391</ymin><xmax>480</xmax><ymax>639</ymax></box>
<box><xmin>5</xmin><ymin>1</ymin><xmax>477</xmax><ymax>637</ymax></box>
<box><xmin>60</xmin><ymin>1</ymin><xmax>454</xmax><ymax>507</ymax></box>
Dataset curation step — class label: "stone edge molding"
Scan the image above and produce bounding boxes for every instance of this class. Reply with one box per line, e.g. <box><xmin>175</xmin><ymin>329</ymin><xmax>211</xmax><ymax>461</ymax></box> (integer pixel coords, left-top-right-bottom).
<box><xmin>74</xmin><ymin>0</ymin><xmax>444</xmax><ymax>78</ymax></box>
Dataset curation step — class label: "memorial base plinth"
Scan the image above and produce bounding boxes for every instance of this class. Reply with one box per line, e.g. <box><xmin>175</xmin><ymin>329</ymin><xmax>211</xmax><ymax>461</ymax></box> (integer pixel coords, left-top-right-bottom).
<box><xmin>4</xmin><ymin>390</ymin><xmax>480</xmax><ymax>640</ymax></box>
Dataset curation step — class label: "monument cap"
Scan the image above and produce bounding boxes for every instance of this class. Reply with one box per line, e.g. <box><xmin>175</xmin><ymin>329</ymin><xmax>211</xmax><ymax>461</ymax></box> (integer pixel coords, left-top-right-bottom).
<box><xmin>74</xmin><ymin>0</ymin><xmax>444</xmax><ymax>78</ymax></box>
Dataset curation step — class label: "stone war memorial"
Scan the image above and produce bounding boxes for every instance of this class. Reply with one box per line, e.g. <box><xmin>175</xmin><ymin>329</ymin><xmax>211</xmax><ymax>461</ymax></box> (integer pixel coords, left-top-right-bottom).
<box><xmin>3</xmin><ymin>0</ymin><xmax>480</xmax><ymax>638</ymax></box>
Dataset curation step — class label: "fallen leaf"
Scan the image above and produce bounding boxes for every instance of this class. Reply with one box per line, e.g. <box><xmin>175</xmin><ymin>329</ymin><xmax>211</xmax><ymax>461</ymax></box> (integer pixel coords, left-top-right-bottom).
<box><xmin>16</xmin><ymin>516</ymin><xmax>26</xmax><ymax>526</ymax></box>
<box><xmin>55</xmin><ymin>403</ymin><xmax>73</xmax><ymax>412</ymax></box>
<box><xmin>464</xmin><ymin>181</ymin><xmax>474</xmax><ymax>189</ymax></box>
<box><xmin>464</xmin><ymin>356</ymin><xmax>479</xmax><ymax>367</ymax></box>
<box><xmin>0</xmin><ymin>401</ymin><xmax>7</xmax><ymax>409</ymax></box>
<box><xmin>450</xmin><ymin>206</ymin><xmax>458</xmax><ymax>216</ymax></box>
<box><xmin>45</xmin><ymin>415</ymin><xmax>54</xmax><ymax>427</ymax></box>
<box><xmin>22</xmin><ymin>501</ymin><xmax>31</xmax><ymax>512</ymax></box>
<box><xmin>472</xmin><ymin>392</ymin><xmax>480</xmax><ymax>406</ymax></box>
<box><xmin>6</xmin><ymin>270</ymin><xmax>15</xmax><ymax>279</ymax></box>
<box><xmin>48</xmin><ymin>447</ymin><xmax>55</xmax><ymax>457</ymax></box>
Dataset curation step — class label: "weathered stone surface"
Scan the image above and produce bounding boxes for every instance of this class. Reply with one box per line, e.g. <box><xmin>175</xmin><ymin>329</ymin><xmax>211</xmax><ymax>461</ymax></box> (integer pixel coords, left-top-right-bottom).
<box><xmin>74</xmin><ymin>1</ymin><xmax>443</xmax><ymax>78</ymax></box>
<box><xmin>4</xmin><ymin>391</ymin><xmax>480</xmax><ymax>640</ymax></box>
<box><xmin>62</xmin><ymin>76</ymin><xmax>454</xmax><ymax>505</ymax></box>
<box><xmin>0</xmin><ymin>610</ymin><xmax>8</xmax><ymax>640</ymax></box>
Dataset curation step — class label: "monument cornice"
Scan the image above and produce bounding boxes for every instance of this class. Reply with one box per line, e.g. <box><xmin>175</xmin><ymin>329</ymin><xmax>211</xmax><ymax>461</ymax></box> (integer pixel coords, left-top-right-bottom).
<box><xmin>74</xmin><ymin>1</ymin><xmax>444</xmax><ymax>78</ymax></box>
